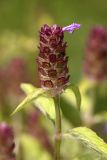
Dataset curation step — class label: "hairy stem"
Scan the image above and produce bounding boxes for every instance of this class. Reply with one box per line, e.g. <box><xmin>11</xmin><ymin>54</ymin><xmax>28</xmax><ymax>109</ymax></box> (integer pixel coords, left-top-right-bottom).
<box><xmin>54</xmin><ymin>95</ymin><xmax>62</xmax><ymax>160</ymax></box>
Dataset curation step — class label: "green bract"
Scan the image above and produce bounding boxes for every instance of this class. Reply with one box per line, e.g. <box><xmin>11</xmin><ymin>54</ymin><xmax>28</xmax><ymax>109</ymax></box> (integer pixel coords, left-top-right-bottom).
<box><xmin>12</xmin><ymin>83</ymin><xmax>81</xmax><ymax>123</ymax></box>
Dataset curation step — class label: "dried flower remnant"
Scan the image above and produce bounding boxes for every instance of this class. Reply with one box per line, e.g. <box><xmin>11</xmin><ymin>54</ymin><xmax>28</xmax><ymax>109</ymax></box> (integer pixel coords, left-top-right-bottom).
<box><xmin>0</xmin><ymin>122</ymin><xmax>16</xmax><ymax>160</ymax></box>
<box><xmin>84</xmin><ymin>26</ymin><xmax>107</xmax><ymax>81</ymax></box>
<box><xmin>37</xmin><ymin>23</ymin><xmax>81</xmax><ymax>96</ymax></box>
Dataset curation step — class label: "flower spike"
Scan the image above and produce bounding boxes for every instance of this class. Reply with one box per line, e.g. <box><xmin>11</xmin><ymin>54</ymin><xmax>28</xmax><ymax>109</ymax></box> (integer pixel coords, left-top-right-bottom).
<box><xmin>37</xmin><ymin>23</ymin><xmax>81</xmax><ymax>96</ymax></box>
<box><xmin>84</xmin><ymin>26</ymin><xmax>107</xmax><ymax>81</ymax></box>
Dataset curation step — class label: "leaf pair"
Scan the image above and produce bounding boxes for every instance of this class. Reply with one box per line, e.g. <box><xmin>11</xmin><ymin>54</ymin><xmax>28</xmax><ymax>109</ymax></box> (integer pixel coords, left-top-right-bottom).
<box><xmin>11</xmin><ymin>83</ymin><xmax>81</xmax><ymax>123</ymax></box>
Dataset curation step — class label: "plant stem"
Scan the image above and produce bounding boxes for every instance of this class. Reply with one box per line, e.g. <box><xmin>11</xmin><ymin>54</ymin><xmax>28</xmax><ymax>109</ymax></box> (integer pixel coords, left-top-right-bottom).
<box><xmin>54</xmin><ymin>94</ymin><xmax>62</xmax><ymax>160</ymax></box>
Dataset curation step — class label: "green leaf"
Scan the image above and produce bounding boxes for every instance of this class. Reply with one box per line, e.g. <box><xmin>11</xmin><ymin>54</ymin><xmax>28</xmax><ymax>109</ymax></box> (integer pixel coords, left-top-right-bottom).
<box><xmin>60</xmin><ymin>96</ymin><xmax>82</xmax><ymax>126</ymax></box>
<box><xmin>92</xmin><ymin>84</ymin><xmax>107</xmax><ymax>114</ymax></box>
<box><xmin>63</xmin><ymin>127</ymin><xmax>107</xmax><ymax>159</ymax></box>
<box><xmin>64</xmin><ymin>84</ymin><xmax>81</xmax><ymax>111</ymax></box>
<box><xmin>20</xmin><ymin>83</ymin><xmax>55</xmax><ymax>121</ymax></box>
<box><xmin>20</xmin><ymin>134</ymin><xmax>52</xmax><ymax>160</ymax></box>
<box><xmin>21</xmin><ymin>83</ymin><xmax>36</xmax><ymax>93</ymax></box>
<box><xmin>60</xmin><ymin>84</ymin><xmax>82</xmax><ymax>126</ymax></box>
<box><xmin>33</xmin><ymin>96</ymin><xmax>55</xmax><ymax>121</ymax></box>
<box><xmin>11</xmin><ymin>87</ymin><xmax>45</xmax><ymax>115</ymax></box>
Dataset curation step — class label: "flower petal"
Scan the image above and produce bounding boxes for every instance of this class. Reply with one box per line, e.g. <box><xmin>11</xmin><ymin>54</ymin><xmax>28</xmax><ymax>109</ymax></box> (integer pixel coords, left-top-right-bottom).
<box><xmin>62</xmin><ymin>23</ymin><xmax>81</xmax><ymax>33</ymax></box>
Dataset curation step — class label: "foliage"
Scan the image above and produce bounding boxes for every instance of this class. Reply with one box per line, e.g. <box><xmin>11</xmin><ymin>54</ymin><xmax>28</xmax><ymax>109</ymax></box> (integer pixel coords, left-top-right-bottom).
<box><xmin>63</xmin><ymin>127</ymin><xmax>107</xmax><ymax>160</ymax></box>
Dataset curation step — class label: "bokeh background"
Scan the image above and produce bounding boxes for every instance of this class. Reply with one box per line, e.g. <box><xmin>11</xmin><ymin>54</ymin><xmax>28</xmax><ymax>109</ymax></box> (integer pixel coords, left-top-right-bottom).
<box><xmin>0</xmin><ymin>0</ymin><xmax>107</xmax><ymax>160</ymax></box>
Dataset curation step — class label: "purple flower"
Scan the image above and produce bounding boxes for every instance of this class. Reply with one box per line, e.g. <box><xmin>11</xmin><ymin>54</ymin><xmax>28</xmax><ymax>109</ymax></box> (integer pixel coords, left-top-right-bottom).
<box><xmin>84</xmin><ymin>26</ymin><xmax>107</xmax><ymax>81</ymax></box>
<box><xmin>62</xmin><ymin>23</ymin><xmax>81</xmax><ymax>33</ymax></box>
<box><xmin>0</xmin><ymin>122</ymin><xmax>16</xmax><ymax>160</ymax></box>
<box><xmin>37</xmin><ymin>23</ymin><xmax>80</xmax><ymax>96</ymax></box>
<box><xmin>7</xmin><ymin>58</ymin><xmax>29</xmax><ymax>95</ymax></box>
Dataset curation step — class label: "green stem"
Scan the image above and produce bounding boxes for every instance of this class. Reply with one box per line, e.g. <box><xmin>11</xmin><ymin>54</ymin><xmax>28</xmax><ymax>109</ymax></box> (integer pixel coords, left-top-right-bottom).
<box><xmin>54</xmin><ymin>94</ymin><xmax>62</xmax><ymax>160</ymax></box>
